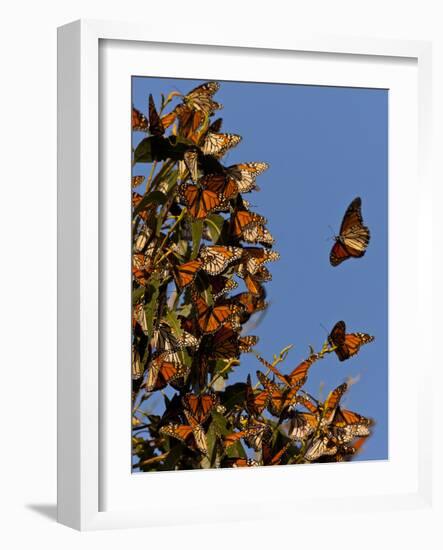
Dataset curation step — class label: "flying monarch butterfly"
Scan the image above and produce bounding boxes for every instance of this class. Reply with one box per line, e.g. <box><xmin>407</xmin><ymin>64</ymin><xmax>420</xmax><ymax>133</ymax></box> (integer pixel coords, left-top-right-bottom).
<box><xmin>230</xmin><ymin>209</ymin><xmax>267</xmax><ymax>239</ymax></box>
<box><xmin>148</xmin><ymin>94</ymin><xmax>165</xmax><ymax>136</ymax></box>
<box><xmin>182</xmin><ymin>392</ymin><xmax>219</xmax><ymax>424</ymax></box>
<box><xmin>182</xmin><ymin>81</ymin><xmax>222</xmax><ymax>114</ymax></box>
<box><xmin>257</xmin><ymin>370</ymin><xmax>300</xmax><ymax>417</ymax></box>
<box><xmin>238</xmin><ymin>335</ymin><xmax>259</xmax><ymax>353</ymax></box>
<box><xmin>328</xmin><ymin>320</ymin><xmax>375</xmax><ymax>362</ymax></box>
<box><xmin>202</xmin><ymin>132</ymin><xmax>242</xmax><ymax>158</ymax></box>
<box><xmin>132</xmin><ymin>175</ymin><xmax>145</xmax><ymax>188</ymax></box>
<box><xmin>192</xmin><ymin>293</ymin><xmax>240</xmax><ymax>334</ymax></box>
<box><xmin>199</xmin><ymin>245</ymin><xmax>243</xmax><ymax>276</ymax></box>
<box><xmin>172</xmin><ymin>259</ymin><xmax>203</xmax><ymax>289</ymax></box>
<box><xmin>304</xmin><ymin>436</ymin><xmax>337</xmax><ymax>462</ymax></box>
<box><xmin>330</xmin><ymin>197</ymin><xmax>370</xmax><ymax>266</ymax></box>
<box><xmin>132</xmin><ymin>106</ymin><xmax>149</xmax><ymax>131</ymax></box>
<box><xmin>245</xmin><ymin>374</ymin><xmax>269</xmax><ymax>416</ymax></box>
<box><xmin>200</xmin><ymin>173</ymin><xmax>239</xmax><ymax>201</ymax></box>
<box><xmin>160</xmin><ymin>410</ymin><xmax>208</xmax><ymax>456</ymax></box>
<box><xmin>144</xmin><ymin>351</ymin><xmax>190</xmax><ymax>392</ymax></box>
<box><xmin>232</xmin><ymin>291</ymin><xmax>267</xmax><ymax>321</ymax></box>
<box><xmin>179</xmin><ymin>182</ymin><xmax>226</xmax><ymax>219</ymax></box>
<box><xmin>226</xmin><ymin>162</ymin><xmax>269</xmax><ymax>193</ymax></box>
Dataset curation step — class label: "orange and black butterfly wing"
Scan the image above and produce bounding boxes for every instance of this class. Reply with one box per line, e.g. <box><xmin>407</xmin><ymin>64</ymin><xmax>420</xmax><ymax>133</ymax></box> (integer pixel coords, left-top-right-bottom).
<box><xmin>328</xmin><ymin>320</ymin><xmax>348</xmax><ymax>360</ymax></box>
<box><xmin>173</xmin><ymin>259</ymin><xmax>202</xmax><ymax>289</ymax></box>
<box><xmin>193</xmin><ymin>294</ymin><xmax>232</xmax><ymax>334</ymax></box>
<box><xmin>183</xmin><ymin>393</ymin><xmax>218</xmax><ymax>424</ymax></box>
<box><xmin>323</xmin><ymin>383</ymin><xmax>348</xmax><ymax>423</ymax></box>
<box><xmin>179</xmin><ymin>184</ymin><xmax>223</xmax><ymax>220</ymax></box>
<box><xmin>132</xmin><ymin>107</ymin><xmax>149</xmax><ymax>131</ymax></box>
<box><xmin>148</xmin><ymin>94</ymin><xmax>165</xmax><ymax>136</ymax></box>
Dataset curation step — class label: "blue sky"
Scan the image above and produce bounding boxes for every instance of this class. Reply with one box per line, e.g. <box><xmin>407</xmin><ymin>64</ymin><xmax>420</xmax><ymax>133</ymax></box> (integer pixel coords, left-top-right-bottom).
<box><xmin>132</xmin><ymin>76</ymin><xmax>388</xmax><ymax>462</ymax></box>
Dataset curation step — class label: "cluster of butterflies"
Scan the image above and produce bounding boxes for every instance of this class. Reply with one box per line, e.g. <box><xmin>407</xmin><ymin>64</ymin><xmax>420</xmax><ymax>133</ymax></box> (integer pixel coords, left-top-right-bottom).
<box><xmin>131</xmin><ymin>81</ymin><xmax>280</xmax><ymax>412</ymax></box>
<box><xmin>131</xmin><ymin>80</ymin><xmax>376</xmax><ymax>469</ymax></box>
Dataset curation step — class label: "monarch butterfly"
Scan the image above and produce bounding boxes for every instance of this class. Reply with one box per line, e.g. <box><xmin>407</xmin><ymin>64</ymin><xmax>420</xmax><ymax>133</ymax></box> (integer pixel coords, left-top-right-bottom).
<box><xmin>328</xmin><ymin>320</ymin><xmax>375</xmax><ymax>362</ymax></box>
<box><xmin>192</xmin><ymin>293</ymin><xmax>240</xmax><ymax>334</ymax></box>
<box><xmin>182</xmin><ymin>149</ymin><xmax>199</xmax><ymax>181</ymax></box>
<box><xmin>202</xmin><ymin>132</ymin><xmax>242</xmax><ymax>158</ymax></box>
<box><xmin>287</xmin><ymin>411</ymin><xmax>319</xmax><ymax>440</ymax></box>
<box><xmin>132</xmin><ymin>175</ymin><xmax>145</xmax><ymax>188</ymax></box>
<box><xmin>226</xmin><ymin>162</ymin><xmax>269</xmax><ymax>193</ymax></box>
<box><xmin>131</xmin><ymin>346</ymin><xmax>143</xmax><ymax>380</ymax></box>
<box><xmin>151</xmin><ymin>322</ymin><xmax>190</xmax><ymax>353</ymax></box>
<box><xmin>304</xmin><ymin>436</ymin><xmax>337</xmax><ymax>462</ymax></box>
<box><xmin>256</xmin><ymin>370</ymin><xmax>288</xmax><ymax>416</ymax></box>
<box><xmin>208</xmin><ymin>117</ymin><xmax>223</xmax><ymax>133</ymax></box>
<box><xmin>199</xmin><ymin>245</ymin><xmax>243</xmax><ymax>276</ymax></box>
<box><xmin>239</xmin><ymin>247</ymin><xmax>280</xmax><ymax>276</ymax></box>
<box><xmin>262</xmin><ymin>441</ymin><xmax>292</xmax><ymax>466</ymax></box>
<box><xmin>182</xmin><ymin>392</ymin><xmax>219</xmax><ymax>424</ymax></box>
<box><xmin>208</xmin><ymin>275</ymin><xmax>238</xmax><ymax>300</ymax></box>
<box><xmin>230</xmin><ymin>208</ymin><xmax>267</xmax><ymax>239</ymax></box>
<box><xmin>224</xmin><ymin>423</ymin><xmax>271</xmax><ymax>452</ymax></box>
<box><xmin>242</xmin><ymin>223</ymin><xmax>275</xmax><ymax>246</ymax></box>
<box><xmin>144</xmin><ymin>351</ymin><xmax>190</xmax><ymax>392</ymax></box>
<box><xmin>322</xmin><ymin>382</ymin><xmax>348</xmax><ymax>424</ymax></box>
<box><xmin>245</xmin><ymin>374</ymin><xmax>269</xmax><ymax>416</ymax></box>
<box><xmin>148</xmin><ymin>94</ymin><xmax>165</xmax><ymax>136</ymax></box>
<box><xmin>172</xmin><ymin>259</ymin><xmax>203</xmax><ymax>289</ymax></box>
<box><xmin>329</xmin><ymin>407</ymin><xmax>373</xmax><ymax>444</ymax></box>
<box><xmin>132</xmin><ymin>107</ymin><xmax>149</xmax><ymax>131</ymax></box>
<box><xmin>160</xmin><ymin>109</ymin><xmax>178</xmax><ymax>130</ymax></box>
<box><xmin>160</xmin><ymin>409</ymin><xmax>208</xmax><ymax>456</ymax></box>
<box><xmin>330</xmin><ymin>197</ymin><xmax>370</xmax><ymax>266</ymax></box>
<box><xmin>203</xmin><ymin>326</ymin><xmax>242</xmax><ymax>361</ymax></box>
<box><xmin>284</xmin><ymin>353</ymin><xmax>320</xmax><ymax>389</ymax></box>
<box><xmin>183</xmin><ymin>81</ymin><xmax>222</xmax><ymax>114</ymax></box>
<box><xmin>132</xmin><ymin>265</ymin><xmax>152</xmax><ymax>287</ymax></box>
<box><xmin>179</xmin><ymin>183</ymin><xmax>226</xmax><ymax>219</ymax></box>
<box><xmin>132</xmin><ymin>303</ymin><xmax>148</xmax><ymax>334</ymax></box>
<box><xmin>200</xmin><ymin>173</ymin><xmax>239</xmax><ymax>201</ymax></box>
<box><xmin>238</xmin><ymin>335</ymin><xmax>259</xmax><ymax>353</ymax></box>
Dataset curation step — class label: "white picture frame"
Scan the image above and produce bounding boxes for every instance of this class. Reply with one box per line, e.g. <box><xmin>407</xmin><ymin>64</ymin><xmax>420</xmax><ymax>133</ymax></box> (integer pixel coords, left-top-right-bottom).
<box><xmin>57</xmin><ymin>19</ymin><xmax>435</xmax><ymax>531</ymax></box>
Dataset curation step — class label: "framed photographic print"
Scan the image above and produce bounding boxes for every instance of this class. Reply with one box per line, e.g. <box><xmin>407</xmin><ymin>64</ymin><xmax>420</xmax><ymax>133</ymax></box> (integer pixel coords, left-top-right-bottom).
<box><xmin>57</xmin><ymin>20</ymin><xmax>434</xmax><ymax>531</ymax></box>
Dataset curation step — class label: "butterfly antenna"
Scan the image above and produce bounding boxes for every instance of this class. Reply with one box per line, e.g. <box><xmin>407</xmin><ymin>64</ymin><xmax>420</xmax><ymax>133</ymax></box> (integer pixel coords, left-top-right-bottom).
<box><xmin>319</xmin><ymin>322</ymin><xmax>329</xmax><ymax>336</ymax></box>
<box><xmin>325</xmin><ymin>225</ymin><xmax>336</xmax><ymax>241</ymax></box>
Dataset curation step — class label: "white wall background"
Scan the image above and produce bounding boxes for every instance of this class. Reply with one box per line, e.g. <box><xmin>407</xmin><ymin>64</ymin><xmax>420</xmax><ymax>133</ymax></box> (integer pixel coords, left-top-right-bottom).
<box><xmin>0</xmin><ymin>1</ymin><xmax>441</xmax><ymax>547</ymax></box>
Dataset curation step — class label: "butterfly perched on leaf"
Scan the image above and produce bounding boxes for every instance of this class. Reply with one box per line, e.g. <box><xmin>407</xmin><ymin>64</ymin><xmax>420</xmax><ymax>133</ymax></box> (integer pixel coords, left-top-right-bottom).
<box><xmin>330</xmin><ymin>197</ymin><xmax>370</xmax><ymax>266</ymax></box>
<box><xmin>183</xmin><ymin>81</ymin><xmax>223</xmax><ymax>114</ymax></box>
<box><xmin>226</xmin><ymin>162</ymin><xmax>269</xmax><ymax>193</ymax></box>
<box><xmin>256</xmin><ymin>370</ymin><xmax>299</xmax><ymax>417</ymax></box>
<box><xmin>329</xmin><ymin>407</ymin><xmax>373</xmax><ymax>444</ymax></box>
<box><xmin>202</xmin><ymin>132</ymin><xmax>242</xmax><ymax>158</ymax></box>
<box><xmin>182</xmin><ymin>392</ymin><xmax>219</xmax><ymax>424</ymax></box>
<box><xmin>224</xmin><ymin>423</ymin><xmax>271</xmax><ymax>452</ymax></box>
<box><xmin>328</xmin><ymin>320</ymin><xmax>375</xmax><ymax>362</ymax></box>
<box><xmin>207</xmin><ymin>275</ymin><xmax>238</xmax><ymax>300</ymax></box>
<box><xmin>230</xmin><ymin>208</ymin><xmax>267</xmax><ymax>239</ymax></box>
<box><xmin>304</xmin><ymin>436</ymin><xmax>338</xmax><ymax>462</ymax></box>
<box><xmin>192</xmin><ymin>293</ymin><xmax>241</xmax><ymax>334</ymax></box>
<box><xmin>132</xmin><ymin>107</ymin><xmax>149</xmax><ymax>131</ymax></box>
<box><xmin>199</xmin><ymin>173</ymin><xmax>239</xmax><ymax>201</ymax></box>
<box><xmin>199</xmin><ymin>245</ymin><xmax>243</xmax><ymax>276</ymax></box>
<box><xmin>179</xmin><ymin>182</ymin><xmax>226</xmax><ymax>219</ymax></box>
<box><xmin>144</xmin><ymin>351</ymin><xmax>190</xmax><ymax>392</ymax></box>
<box><xmin>172</xmin><ymin>259</ymin><xmax>203</xmax><ymax>289</ymax></box>
<box><xmin>160</xmin><ymin>409</ymin><xmax>208</xmax><ymax>456</ymax></box>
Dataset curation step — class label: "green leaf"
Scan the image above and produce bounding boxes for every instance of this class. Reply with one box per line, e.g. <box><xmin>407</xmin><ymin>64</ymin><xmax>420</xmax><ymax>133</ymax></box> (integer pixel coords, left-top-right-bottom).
<box><xmin>190</xmin><ymin>220</ymin><xmax>203</xmax><ymax>259</ymax></box>
<box><xmin>161</xmin><ymin>443</ymin><xmax>184</xmax><ymax>471</ymax></box>
<box><xmin>132</xmin><ymin>287</ymin><xmax>145</xmax><ymax>305</ymax></box>
<box><xmin>221</xmin><ymin>382</ymin><xmax>247</xmax><ymax>411</ymax></box>
<box><xmin>165</xmin><ymin>309</ymin><xmax>184</xmax><ymax>339</ymax></box>
<box><xmin>205</xmin><ymin>214</ymin><xmax>225</xmax><ymax>243</ymax></box>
